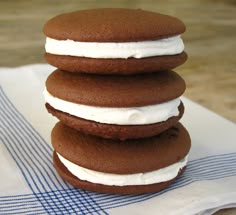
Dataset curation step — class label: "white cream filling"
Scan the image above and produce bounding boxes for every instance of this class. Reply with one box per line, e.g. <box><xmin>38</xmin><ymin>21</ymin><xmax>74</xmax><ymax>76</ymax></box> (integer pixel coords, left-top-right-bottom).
<box><xmin>57</xmin><ymin>153</ymin><xmax>188</xmax><ymax>186</ymax></box>
<box><xmin>44</xmin><ymin>88</ymin><xmax>181</xmax><ymax>125</ymax></box>
<box><xmin>45</xmin><ymin>35</ymin><xmax>184</xmax><ymax>59</ymax></box>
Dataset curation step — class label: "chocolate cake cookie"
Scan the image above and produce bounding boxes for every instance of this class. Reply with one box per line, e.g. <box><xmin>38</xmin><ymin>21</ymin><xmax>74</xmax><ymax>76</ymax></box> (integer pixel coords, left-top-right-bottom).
<box><xmin>44</xmin><ymin>69</ymin><xmax>186</xmax><ymax>139</ymax></box>
<box><xmin>52</xmin><ymin>122</ymin><xmax>191</xmax><ymax>194</ymax></box>
<box><xmin>43</xmin><ymin>8</ymin><xmax>187</xmax><ymax>74</ymax></box>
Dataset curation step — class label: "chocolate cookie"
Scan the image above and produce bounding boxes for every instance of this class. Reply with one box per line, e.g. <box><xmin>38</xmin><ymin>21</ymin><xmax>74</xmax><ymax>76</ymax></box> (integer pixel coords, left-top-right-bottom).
<box><xmin>44</xmin><ymin>52</ymin><xmax>187</xmax><ymax>75</ymax></box>
<box><xmin>45</xmin><ymin>69</ymin><xmax>185</xmax><ymax>107</ymax></box>
<box><xmin>44</xmin><ymin>8</ymin><xmax>185</xmax><ymax>42</ymax></box>
<box><xmin>52</xmin><ymin>122</ymin><xmax>191</xmax><ymax>194</ymax></box>
<box><xmin>43</xmin><ymin>8</ymin><xmax>187</xmax><ymax>74</ymax></box>
<box><xmin>45</xmin><ymin>69</ymin><xmax>186</xmax><ymax>139</ymax></box>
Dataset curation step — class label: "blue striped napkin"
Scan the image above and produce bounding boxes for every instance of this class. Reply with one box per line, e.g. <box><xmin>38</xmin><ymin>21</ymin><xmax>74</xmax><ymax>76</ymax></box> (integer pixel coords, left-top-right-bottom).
<box><xmin>0</xmin><ymin>64</ymin><xmax>236</xmax><ymax>215</ymax></box>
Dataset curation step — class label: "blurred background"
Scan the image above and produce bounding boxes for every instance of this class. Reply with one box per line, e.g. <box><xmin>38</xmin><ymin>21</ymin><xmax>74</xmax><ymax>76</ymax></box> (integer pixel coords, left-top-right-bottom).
<box><xmin>0</xmin><ymin>0</ymin><xmax>236</xmax><ymax>124</ymax></box>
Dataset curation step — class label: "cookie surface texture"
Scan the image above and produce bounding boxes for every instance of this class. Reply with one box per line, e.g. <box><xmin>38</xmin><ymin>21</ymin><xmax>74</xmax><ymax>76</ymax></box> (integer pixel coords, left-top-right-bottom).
<box><xmin>43</xmin><ymin>8</ymin><xmax>185</xmax><ymax>42</ymax></box>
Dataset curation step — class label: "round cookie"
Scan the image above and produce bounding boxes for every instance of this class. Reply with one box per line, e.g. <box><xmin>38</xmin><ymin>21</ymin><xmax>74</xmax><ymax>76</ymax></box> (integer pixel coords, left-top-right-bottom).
<box><xmin>46</xmin><ymin>69</ymin><xmax>186</xmax><ymax>107</ymax></box>
<box><xmin>44</xmin><ymin>8</ymin><xmax>185</xmax><ymax>42</ymax></box>
<box><xmin>52</xmin><ymin>122</ymin><xmax>191</xmax><ymax>194</ymax></box>
<box><xmin>45</xmin><ymin>69</ymin><xmax>186</xmax><ymax>139</ymax></box>
<box><xmin>43</xmin><ymin>8</ymin><xmax>187</xmax><ymax>74</ymax></box>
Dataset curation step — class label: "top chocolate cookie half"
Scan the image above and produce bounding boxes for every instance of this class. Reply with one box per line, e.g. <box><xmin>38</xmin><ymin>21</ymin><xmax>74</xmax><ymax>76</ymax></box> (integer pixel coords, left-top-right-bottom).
<box><xmin>43</xmin><ymin>8</ymin><xmax>187</xmax><ymax>74</ymax></box>
<box><xmin>43</xmin><ymin>8</ymin><xmax>185</xmax><ymax>42</ymax></box>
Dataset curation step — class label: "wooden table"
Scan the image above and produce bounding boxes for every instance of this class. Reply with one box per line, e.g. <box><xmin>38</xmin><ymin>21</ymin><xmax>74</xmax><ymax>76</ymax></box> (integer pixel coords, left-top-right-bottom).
<box><xmin>0</xmin><ymin>0</ymin><xmax>235</xmax><ymax>214</ymax></box>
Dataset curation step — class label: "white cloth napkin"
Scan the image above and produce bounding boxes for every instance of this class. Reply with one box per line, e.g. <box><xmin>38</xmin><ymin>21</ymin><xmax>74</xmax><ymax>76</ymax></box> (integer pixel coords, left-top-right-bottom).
<box><xmin>0</xmin><ymin>64</ymin><xmax>235</xmax><ymax>215</ymax></box>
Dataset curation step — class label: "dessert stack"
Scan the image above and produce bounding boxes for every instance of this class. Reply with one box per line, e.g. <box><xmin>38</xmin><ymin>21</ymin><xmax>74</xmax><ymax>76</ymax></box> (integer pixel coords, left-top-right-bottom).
<box><xmin>43</xmin><ymin>8</ymin><xmax>191</xmax><ymax>194</ymax></box>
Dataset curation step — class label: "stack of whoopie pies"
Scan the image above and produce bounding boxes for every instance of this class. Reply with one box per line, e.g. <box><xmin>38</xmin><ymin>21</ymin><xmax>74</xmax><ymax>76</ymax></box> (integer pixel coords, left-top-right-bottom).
<box><xmin>43</xmin><ymin>8</ymin><xmax>191</xmax><ymax>194</ymax></box>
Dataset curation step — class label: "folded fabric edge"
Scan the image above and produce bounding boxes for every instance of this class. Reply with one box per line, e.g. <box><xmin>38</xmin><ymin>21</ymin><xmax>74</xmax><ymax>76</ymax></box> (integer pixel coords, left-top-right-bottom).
<box><xmin>198</xmin><ymin>203</ymin><xmax>236</xmax><ymax>215</ymax></box>
<box><xmin>176</xmin><ymin>192</ymin><xmax>236</xmax><ymax>215</ymax></box>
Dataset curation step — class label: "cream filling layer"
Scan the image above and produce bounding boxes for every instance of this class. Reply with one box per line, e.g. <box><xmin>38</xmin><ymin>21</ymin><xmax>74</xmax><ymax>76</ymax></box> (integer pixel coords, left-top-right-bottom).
<box><xmin>44</xmin><ymin>89</ymin><xmax>181</xmax><ymax>125</ymax></box>
<box><xmin>45</xmin><ymin>35</ymin><xmax>184</xmax><ymax>59</ymax></box>
<box><xmin>57</xmin><ymin>153</ymin><xmax>188</xmax><ymax>186</ymax></box>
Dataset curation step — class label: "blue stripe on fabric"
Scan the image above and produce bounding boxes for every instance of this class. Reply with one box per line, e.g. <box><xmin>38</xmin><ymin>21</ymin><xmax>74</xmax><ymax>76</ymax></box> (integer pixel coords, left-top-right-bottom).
<box><xmin>1</xmin><ymin>211</ymin><xmax>45</xmax><ymax>215</ymax></box>
<box><xmin>0</xmin><ymin>205</ymin><xmax>42</xmax><ymax>212</ymax></box>
<box><xmin>0</xmin><ymin>199</ymin><xmax>37</xmax><ymax>205</ymax></box>
<box><xmin>0</xmin><ymin>202</ymin><xmax>38</xmax><ymax>209</ymax></box>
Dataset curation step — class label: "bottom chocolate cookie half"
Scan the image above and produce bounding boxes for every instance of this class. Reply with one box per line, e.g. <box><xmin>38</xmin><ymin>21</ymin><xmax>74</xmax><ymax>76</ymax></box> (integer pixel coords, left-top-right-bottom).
<box><xmin>45</xmin><ymin>52</ymin><xmax>187</xmax><ymax>75</ymax></box>
<box><xmin>46</xmin><ymin>102</ymin><xmax>184</xmax><ymax>140</ymax></box>
<box><xmin>53</xmin><ymin>152</ymin><xmax>186</xmax><ymax>195</ymax></box>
